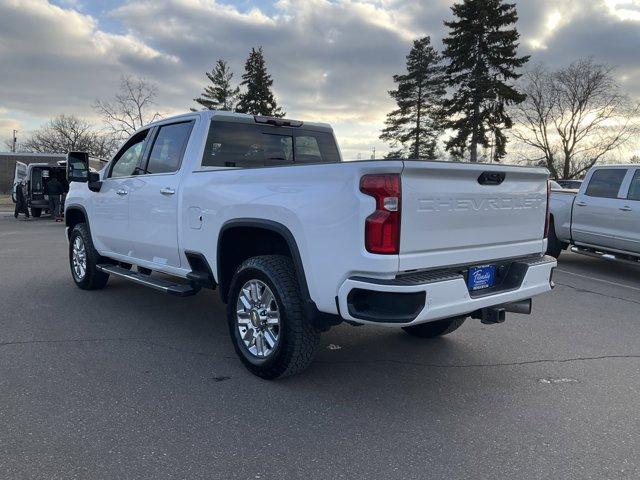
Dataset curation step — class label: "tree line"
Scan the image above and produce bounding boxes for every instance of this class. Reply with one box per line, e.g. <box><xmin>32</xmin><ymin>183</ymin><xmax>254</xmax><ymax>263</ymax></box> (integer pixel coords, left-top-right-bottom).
<box><xmin>11</xmin><ymin>0</ymin><xmax>638</xmax><ymax>179</ymax></box>
<box><xmin>380</xmin><ymin>0</ymin><xmax>638</xmax><ymax>177</ymax></box>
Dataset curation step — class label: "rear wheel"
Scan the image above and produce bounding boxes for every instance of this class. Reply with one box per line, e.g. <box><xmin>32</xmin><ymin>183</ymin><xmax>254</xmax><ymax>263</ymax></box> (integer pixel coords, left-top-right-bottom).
<box><xmin>227</xmin><ymin>255</ymin><xmax>320</xmax><ymax>379</ymax></box>
<box><xmin>31</xmin><ymin>208</ymin><xmax>41</xmax><ymax>217</ymax></box>
<box><xmin>69</xmin><ymin>223</ymin><xmax>109</xmax><ymax>290</ymax></box>
<box><xmin>402</xmin><ymin>316</ymin><xmax>466</xmax><ymax>338</ymax></box>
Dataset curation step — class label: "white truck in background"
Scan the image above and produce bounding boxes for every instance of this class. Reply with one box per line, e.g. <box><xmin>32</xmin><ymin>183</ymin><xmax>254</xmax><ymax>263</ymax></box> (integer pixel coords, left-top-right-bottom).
<box><xmin>548</xmin><ymin>165</ymin><xmax>640</xmax><ymax>263</ymax></box>
<box><xmin>64</xmin><ymin>110</ymin><xmax>556</xmax><ymax>378</ymax></box>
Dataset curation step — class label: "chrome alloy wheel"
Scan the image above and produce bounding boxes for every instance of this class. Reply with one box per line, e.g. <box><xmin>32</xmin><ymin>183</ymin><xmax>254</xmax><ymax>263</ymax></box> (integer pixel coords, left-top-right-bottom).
<box><xmin>236</xmin><ymin>279</ymin><xmax>280</xmax><ymax>358</ymax></box>
<box><xmin>71</xmin><ymin>236</ymin><xmax>87</xmax><ymax>281</ymax></box>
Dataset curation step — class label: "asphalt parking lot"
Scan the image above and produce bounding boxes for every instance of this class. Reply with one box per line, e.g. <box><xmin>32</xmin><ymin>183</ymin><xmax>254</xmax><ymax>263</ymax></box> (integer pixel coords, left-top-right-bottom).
<box><xmin>1</xmin><ymin>213</ymin><xmax>639</xmax><ymax>480</ymax></box>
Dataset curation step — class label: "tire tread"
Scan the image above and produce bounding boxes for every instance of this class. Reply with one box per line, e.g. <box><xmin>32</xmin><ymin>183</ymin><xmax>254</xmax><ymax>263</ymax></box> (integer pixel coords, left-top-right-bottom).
<box><xmin>227</xmin><ymin>255</ymin><xmax>320</xmax><ymax>379</ymax></box>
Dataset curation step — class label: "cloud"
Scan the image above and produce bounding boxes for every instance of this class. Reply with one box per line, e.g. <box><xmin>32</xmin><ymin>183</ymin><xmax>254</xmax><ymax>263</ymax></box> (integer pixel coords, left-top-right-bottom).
<box><xmin>0</xmin><ymin>118</ymin><xmax>21</xmax><ymax>133</ymax></box>
<box><xmin>0</xmin><ymin>0</ymin><xmax>177</xmax><ymax>118</ymax></box>
<box><xmin>0</xmin><ymin>0</ymin><xmax>639</xmax><ymax>159</ymax></box>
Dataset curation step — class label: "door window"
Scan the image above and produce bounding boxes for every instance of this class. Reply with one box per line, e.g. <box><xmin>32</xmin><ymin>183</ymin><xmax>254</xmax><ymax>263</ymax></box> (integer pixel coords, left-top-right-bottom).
<box><xmin>627</xmin><ymin>170</ymin><xmax>640</xmax><ymax>201</ymax></box>
<box><xmin>109</xmin><ymin>130</ymin><xmax>148</xmax><ymax>178</ymax></box>
<box><xmin>145</xmin><ymin>121</ymin><xmax>194</xmax><ymax>174</ymax></box>
<box><xmin>585</xmin><ymin>169</ymin><xmax>627</xmax><ymax>198</ymax></box>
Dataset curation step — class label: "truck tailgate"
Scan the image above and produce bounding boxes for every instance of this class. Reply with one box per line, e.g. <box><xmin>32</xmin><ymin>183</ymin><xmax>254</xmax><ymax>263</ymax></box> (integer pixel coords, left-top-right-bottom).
<box><xmin>399</xmin><ymin>161</ymin><xmax>548</xmax><ymax>271</ymax></box>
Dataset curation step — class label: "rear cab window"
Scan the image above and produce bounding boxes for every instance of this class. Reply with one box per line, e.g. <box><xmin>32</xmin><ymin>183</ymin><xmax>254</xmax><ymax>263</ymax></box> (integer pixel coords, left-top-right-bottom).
<box><xmin>294</xmin><ymin>131</ymin><xmax>340</xmax><ymax>164</ymax></box>
<box><xmin>584</xmin><ymin>168</ymin><xmax>627</xmax><ymax>199</ymax></box>
<box><xmin>201</xmin><ymin>120</ymin><xmax>340</xmax><ymax>168</ymax></box>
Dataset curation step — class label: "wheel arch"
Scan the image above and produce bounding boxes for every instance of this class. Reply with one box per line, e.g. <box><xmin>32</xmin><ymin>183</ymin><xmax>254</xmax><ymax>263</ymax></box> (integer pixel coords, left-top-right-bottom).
<box><xmin>216</xmin><ymin>219</ymin><xmax>309</xmax><ymax>303</ymax></box>
<box><xmin>65</xmin><ymin>204</ymin><xmax>90</xmax><ymax>240</ymax></box>
<box><xmin>216</xmin><ymin>218</ymin><xmax>342</xmax><ymax>331</ymax></box>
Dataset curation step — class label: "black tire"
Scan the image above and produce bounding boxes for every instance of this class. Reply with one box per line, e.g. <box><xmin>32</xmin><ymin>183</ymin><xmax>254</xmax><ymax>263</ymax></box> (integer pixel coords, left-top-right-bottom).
<box><xmin>227</xmin><ymin>255</ymin><xmax>320</xmax><ymax>379</ymax></box>
<box><xmin>31</xmin><ymin>208</ymin><xmax>41</xmax><ymax>218</ymax></box>
<box><xmin>546</xmin><ymin>218</ymin><xmax>564</xmax><ymax>259</ymax></box>
<box><xmin>69</xmin><ymin>223</ymin><xmax>109</xmax><ymax>290</ymax></box>
<box><xmin>402</xmin><ymin>316</ymin><xmax>466</xmax><ymax>338</ymax></box>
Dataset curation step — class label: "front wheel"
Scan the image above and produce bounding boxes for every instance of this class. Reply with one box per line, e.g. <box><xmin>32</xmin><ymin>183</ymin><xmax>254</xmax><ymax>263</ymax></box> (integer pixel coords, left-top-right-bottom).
<box><xmin>402</xmin><ymin>316</ymin><xmax>466</xmax><ymax>338</ymax></box>
<box><xmin>69</xmin><ymin>223</ymin><xmax>109</xmax><ymax>290</ymax></box>
<box><xmin>227</xmin><ymin>255</ymin><xmax>320</xmax><ymax>379</ymax></box>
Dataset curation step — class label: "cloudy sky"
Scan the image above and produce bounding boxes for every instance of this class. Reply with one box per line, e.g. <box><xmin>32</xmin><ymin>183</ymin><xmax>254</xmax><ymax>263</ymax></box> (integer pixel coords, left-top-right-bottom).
<box><xmin>1</xmin><ymin>0</ymin><xmax>640</xmax><ymax>158</ymax></box>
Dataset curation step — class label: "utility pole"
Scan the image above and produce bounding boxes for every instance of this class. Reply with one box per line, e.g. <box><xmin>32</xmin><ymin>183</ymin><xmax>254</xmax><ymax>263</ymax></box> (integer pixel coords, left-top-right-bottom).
<box><xmin>371</xmin><ymin>147</ymin><xmax>376</xmax><ymax>160</ymax></box>
<box><xmin>12</xmin><ymin>130</ymin><xmax>17</xmax><ymax>153</ymax></box>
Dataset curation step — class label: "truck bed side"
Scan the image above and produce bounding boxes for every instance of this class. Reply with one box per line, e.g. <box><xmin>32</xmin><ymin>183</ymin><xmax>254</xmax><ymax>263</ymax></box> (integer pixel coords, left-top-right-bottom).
<box><xmin>549</xmin><ymin>189</ymin><xmax>577</xmax><ymax>242</ymax></box>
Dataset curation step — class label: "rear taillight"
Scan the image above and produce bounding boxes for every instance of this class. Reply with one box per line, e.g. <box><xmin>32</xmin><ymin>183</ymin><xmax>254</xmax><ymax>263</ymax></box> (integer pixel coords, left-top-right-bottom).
<box><xmin>360</xmin><ymin>174</ymin><xmax>401</xmax><ymax>254</ymax></box>
<box><xmin>544</xmin><ymin>180</ymin><xmax>551</xmax><ymax>239</ymax></box>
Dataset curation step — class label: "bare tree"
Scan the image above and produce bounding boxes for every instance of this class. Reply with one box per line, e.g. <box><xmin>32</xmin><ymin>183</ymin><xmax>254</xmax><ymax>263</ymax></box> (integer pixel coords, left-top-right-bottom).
<box><xmin>22</xmin><ymin>115</ymin><xmax>118</xmax><ymax>159</ymax></box>
<box><xmin>513</xmin><ymin>59</ymin><xmax>639</xmax><ymax>179</ymax></box>
<box><xmin>93</xmin><ymin>75</ymin><xmax>162</xmax><ymax>138</ymax></box>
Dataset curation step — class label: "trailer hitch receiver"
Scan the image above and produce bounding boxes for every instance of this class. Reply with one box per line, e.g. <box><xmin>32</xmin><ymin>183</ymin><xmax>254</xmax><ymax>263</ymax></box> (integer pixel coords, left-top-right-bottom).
<box><xmin>472</xmin><ymin>299</ymin><xmax>532</xmax><ymax>325</ymax></box>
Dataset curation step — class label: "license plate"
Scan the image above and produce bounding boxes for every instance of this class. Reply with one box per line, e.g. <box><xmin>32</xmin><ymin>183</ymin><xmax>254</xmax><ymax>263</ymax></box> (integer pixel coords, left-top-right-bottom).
<box><xmin>467</xmin><ymin>265</ymin><xmax>496</xmax><ymax>291</ymax></box>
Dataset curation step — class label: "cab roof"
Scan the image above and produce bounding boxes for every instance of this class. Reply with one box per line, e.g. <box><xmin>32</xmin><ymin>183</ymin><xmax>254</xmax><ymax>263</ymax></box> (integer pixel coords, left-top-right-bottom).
<box><xmin>145</xmin><ymin>110</ymin><xmax>333</xmax><ymax>133</ymax></box>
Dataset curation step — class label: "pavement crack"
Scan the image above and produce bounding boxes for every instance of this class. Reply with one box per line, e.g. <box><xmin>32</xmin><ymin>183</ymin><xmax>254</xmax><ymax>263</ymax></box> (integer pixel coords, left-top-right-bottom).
<box><xmin>318</xmin><ymin>354</ymin><xmax>640</xmax><ymax>369</ymax></box>
<box><xmin>0</xmin><ymin>335</ymin><xmax>227</xmax><ymax>349</ymax></box>
<box><xmin>555</xmin><ymin>282</ymin><xmax>640</xmax><ymax>306</ymax></box>
<box><xmin>135</xmin><ymin>340</ymin><xmax>234</xmax><ymax>359</ymax></box>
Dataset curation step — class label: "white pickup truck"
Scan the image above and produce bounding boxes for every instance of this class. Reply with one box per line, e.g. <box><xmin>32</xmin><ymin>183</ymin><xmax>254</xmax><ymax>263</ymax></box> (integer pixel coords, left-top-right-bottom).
<box><xmin>548</xmin><ymin>165</ymin><xmax>640</xmax><ymax>262</ymax></box>
<box><xmin>64</xmin><ymin>111</ymin><xmax>556</xmax><ymax>378</ymax></box>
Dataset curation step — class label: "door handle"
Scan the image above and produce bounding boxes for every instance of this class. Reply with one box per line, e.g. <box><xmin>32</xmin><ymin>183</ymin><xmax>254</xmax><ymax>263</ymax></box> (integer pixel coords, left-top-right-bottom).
<box><xmin>619</xmin><ymin>206</ymin><xmax>632</xmax><ymax>212</ymax></box>
<box><xmin>116</xmin><ymin>189</ymin><xmax>128</xmax><ymax>196</ymax></box>
<box><xmin>160</xmin><ymin>187</ymin><xmax>175</xmax><ymax>196</ymax></box>
<box><xmin>576</xmin><ymin>201</ymin><xmax>587</xmax><ymax>207</ymax></box>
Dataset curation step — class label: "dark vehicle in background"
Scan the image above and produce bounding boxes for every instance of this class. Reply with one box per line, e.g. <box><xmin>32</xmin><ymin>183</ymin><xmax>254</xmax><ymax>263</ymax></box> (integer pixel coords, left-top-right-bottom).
<box><xmin>12</xmin><ymin>161</ymin><xmax>69</xmax><ymax>217</ymax></box>
<box><xmin>557</xmin><ymin>179</ymin><xmax>583</xmax><ymax>190</ymax></box>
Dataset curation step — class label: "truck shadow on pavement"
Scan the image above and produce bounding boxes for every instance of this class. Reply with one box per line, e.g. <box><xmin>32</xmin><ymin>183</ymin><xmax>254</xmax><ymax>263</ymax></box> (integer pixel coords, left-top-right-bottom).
<box><xmin>73</xmin><ymin>277</ymin><xmax>551</xmax><ymax>394</ymax></box>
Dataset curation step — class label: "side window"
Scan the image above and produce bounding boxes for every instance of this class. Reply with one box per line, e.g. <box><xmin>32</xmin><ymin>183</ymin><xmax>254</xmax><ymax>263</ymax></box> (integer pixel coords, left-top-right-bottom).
<box><xmin>145</xmin><ymin>121</ymin><xmax>194</xmax><ymax>174</ymax></box>
<box><xmin>627</xmin><ymin>170</ymin><xmax>640</xmax><ymax>201</ymax></box>
<box><xmin>585</xmin><ymin>169</ymin><xmax>627</xmax><ymax>199</ymax></box>
<box><xmin>294</xmin><ymin>131</ymin><xmax>340</xmax><ymax>164</ymax></box>
<box><xmin>110</xmin><ymin>130</ymin><xmax>148</xmax><ymax>178</ymax></box>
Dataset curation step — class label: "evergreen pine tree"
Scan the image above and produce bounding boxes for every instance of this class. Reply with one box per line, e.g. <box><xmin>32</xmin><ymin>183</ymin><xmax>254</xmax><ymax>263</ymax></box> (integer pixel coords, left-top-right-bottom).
<box><xmin>442</xmin><ymin>0</ymin><xmax>529</xmax><ymax>162</ymax></box>
<box><xmin>192</xmin><ymin>60</ymin><xmax>239</xmax><ymax>111</ymax></box>
<box><xmin>236</xmin><ymin>47</ymin><xmax>285</xmax><ymax>117</ymax></box>
<box><xmin>380</xmin><ymin>37</ymin><xmax>446</xmax><ymax>160</ymax></box>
